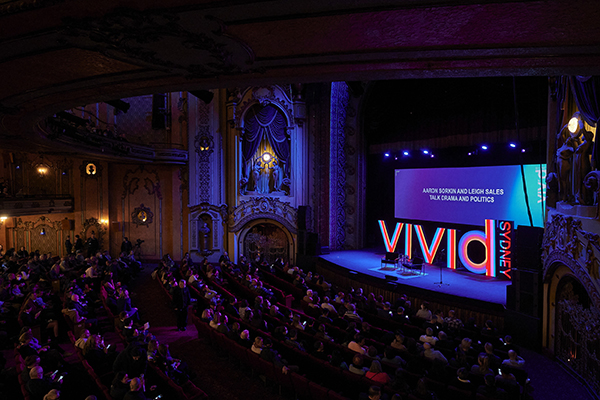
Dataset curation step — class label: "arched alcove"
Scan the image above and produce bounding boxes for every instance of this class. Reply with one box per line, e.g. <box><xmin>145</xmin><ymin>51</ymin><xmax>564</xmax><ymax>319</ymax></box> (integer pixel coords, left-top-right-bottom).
<box><xmin>545</xmin><ymin>262</ymin><xmax>599</xmax><ymax>396</ymax></box>
<box><xmin>238</xmin><ymin>219</ymin><xmax>294</xmax><ymax>265</ymax></box>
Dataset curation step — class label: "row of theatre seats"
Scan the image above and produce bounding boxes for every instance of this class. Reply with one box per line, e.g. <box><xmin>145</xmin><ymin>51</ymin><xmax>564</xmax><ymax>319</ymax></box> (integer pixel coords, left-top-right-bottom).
<box><xmin>100</xmin><ymin>285</ymin><xmax>209</xmax><ymax>400</ymax></box>
<box><xmin>172</xmin><ymin>261</ymin><xmax>530</xmax><ymax>400</ymax></box>
<box><xmin>15</xmin><ymin>277</ymin><xmax>209</xmax><ymax>400</ymax></box>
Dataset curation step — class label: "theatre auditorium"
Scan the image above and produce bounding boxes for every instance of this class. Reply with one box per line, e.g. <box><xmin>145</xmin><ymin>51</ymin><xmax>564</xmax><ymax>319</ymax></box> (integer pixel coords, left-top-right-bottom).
<box><xmin>0</xmin><ymin>1</ymin><xmax>598</xmax><ymax>400</ymax></box>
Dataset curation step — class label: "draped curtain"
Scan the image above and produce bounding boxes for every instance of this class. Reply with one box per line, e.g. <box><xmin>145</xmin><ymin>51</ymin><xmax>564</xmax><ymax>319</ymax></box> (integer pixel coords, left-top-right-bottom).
<box><xmin>242</xmin><ymin>104</ymin><xmax>290</xmax><ymax>177</ymax></box>
<box><xmin>570</xmin><ymin>76</ymin><xmax>600</xmax><ymax>169</ymax></box>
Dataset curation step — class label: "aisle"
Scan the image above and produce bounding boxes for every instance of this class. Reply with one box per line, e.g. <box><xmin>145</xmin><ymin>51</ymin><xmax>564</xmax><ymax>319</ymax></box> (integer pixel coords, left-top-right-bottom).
<box><xmin>130</xmin><ymin>266</ymin><xmax>284</xmax><ymax>400</ymax></box>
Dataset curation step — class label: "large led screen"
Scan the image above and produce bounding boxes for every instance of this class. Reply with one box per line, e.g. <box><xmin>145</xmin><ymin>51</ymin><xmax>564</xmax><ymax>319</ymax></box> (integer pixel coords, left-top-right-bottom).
<box><xmin>394</xmin><ymin>164</ymin><xmax>546</xmax><ymax>227</ymax></box>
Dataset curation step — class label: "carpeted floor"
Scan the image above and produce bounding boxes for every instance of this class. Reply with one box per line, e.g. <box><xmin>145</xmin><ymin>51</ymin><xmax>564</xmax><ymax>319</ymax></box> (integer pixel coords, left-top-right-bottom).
<box><xmin>130</xmin><ymin>266</ymin><xmax>284</xmax><ymax>400</ymax></box>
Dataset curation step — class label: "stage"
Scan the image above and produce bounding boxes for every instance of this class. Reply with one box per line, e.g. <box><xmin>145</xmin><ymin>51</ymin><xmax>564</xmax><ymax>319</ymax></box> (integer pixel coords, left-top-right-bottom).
<box><xmin>318</xmin><ymin>248</ymin><xmax>509</xmax><ymax>306</ymax></box>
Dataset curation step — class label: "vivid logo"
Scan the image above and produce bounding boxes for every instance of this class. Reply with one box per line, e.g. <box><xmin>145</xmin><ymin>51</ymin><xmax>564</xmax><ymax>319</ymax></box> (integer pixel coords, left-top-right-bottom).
<box><xmin>378</xmin><ymin>219</ymin><xmax>500</xmax><ymax>277</ymax></box>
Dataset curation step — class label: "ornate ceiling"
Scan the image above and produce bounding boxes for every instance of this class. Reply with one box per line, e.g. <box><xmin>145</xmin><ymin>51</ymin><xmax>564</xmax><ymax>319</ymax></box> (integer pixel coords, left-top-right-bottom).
<box><xmin>1</xmin><ymin>0</ymin><xmax>600</xmax><ymax>144</ymax></box>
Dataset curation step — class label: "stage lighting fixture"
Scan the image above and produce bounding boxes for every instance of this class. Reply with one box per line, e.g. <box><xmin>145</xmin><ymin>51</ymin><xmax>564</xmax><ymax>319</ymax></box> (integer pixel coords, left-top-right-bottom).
<box><xmin>521</xmin><ymin>149</ymin><xmax>526</xmax><ymax>153</ymax></box>
<box><xmin>422</xmin><ymin>150</ymin><xmax>429</xmax><ymax>155</ymax></box>
<box><xmin>106</xmin><ymin>99</ymin><xmax>131</xmax><ymax>113</ymax></box>
<box><xmin>262</xmin><ymin>152</ymin><xmax>272</xmax><ymax>163</ymax></box>
<box><xmin>394</xmin><ymin>156</ymin><xmax>398</xmax><ymax>160</ymax></box>
<box><xmin>403</xmin><ymin>151</ymin><xmax>409</xmax><ymax>156</ymax></box>
<box><xmin>468</xmin><ymin>152</ymin><xmax>472</xmax><ymax>156</ymax></box>
<box><xmin>509</xmin><ymin>143</ymin><xmax>517</xmax><ymax>148</ymax></box>
<box><xmin>384</xmin><ymin>153</ymin><xmax>390</xmax><ymax>157</ymax></box>
<box><xmin>481</xmin><ymin>145</ymin><xmax>488</xmax><ymax>150</ymax></box>
<box><xmin>430</xmin><ymin>154</ymin><xmax>434</xmax><ymax>158</ymax></box>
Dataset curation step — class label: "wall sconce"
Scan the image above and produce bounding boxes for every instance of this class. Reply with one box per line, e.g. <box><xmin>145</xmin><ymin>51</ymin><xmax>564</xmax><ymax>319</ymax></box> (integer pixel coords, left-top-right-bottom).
<box><xmin>0</xmin><ymin>216</ymin><xmax>6</xmax><ymax>226</ymax></box>
<box><xmin>37</xmin><ymin>165</ymin><xmax>49</xmax><ymax>175</ymax></box>
<box><xmin>100</xmin><ymin>219</ymin><xmax>109</xmax><ymax>225</ymax></box>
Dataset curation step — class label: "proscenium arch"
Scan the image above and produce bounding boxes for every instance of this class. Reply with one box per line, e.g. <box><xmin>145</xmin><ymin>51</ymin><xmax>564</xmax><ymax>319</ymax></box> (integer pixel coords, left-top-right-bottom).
<box><xmin>237</xmin><ymin>218</ymin><xmax>295</xmax><ymax>265</ymax></box>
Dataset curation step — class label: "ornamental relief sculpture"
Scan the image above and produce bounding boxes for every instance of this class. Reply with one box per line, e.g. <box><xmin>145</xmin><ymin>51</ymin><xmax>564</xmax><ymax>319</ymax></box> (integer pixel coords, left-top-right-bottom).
<box><xmin>543</xmin><ymin>214</ymin><xmax>600</xmax><ymax>310</ymax></box>
<box><xmin>229</xmin><ymin>197</ymin><xmax>297</xmax><ymax>234</ymax></box>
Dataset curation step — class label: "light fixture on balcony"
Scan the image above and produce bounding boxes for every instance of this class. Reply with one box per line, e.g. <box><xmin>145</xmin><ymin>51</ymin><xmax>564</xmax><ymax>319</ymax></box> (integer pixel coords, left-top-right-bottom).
<box><xmin>262</xmin><ymin>152</ymin><xmax>272</xmax><ymax>163</ymax></box>
<box><xmin>37</xmin><ymin>165</ymin><xmax>49</xmax><ymax>175</ymax></box>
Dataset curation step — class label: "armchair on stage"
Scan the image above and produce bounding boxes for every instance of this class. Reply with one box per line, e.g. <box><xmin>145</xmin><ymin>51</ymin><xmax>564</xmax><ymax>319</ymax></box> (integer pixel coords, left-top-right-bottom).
<box><xmin>381</xmin><ymin>252</ymin><xmax>399</xmax><ymax>269</ymax></box>
<box><xmin>403</xmin><ymin>256</ymin><xmax>424</xmax><ymax>275</ymax></box>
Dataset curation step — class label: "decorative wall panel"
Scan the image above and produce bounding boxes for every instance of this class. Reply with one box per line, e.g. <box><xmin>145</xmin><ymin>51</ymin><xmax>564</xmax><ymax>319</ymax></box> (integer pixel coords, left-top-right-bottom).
<box><xmin>329</xmin><ymin>82</ymin><xmax>350</xmax><ymax>250</ymax></box>
<box><xmin>122</xmin><ymin>166</ymin><xmax>162</xmax><ymax>259</ymax></box>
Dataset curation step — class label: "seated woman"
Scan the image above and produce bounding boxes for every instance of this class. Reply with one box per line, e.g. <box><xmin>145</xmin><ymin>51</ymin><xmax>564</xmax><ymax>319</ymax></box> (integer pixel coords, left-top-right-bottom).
<box><xmin>365</xmin><ymin>360</ymin><xmax>391</xmax><ymax>384</ymax></box>
<box><xmin>471</xmin><ymin>353</ymin><xmax>494</xmax><ymax>376</ymax></box>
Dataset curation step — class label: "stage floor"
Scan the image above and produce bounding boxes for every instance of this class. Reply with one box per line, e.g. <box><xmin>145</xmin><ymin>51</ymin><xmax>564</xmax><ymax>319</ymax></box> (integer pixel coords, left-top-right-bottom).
<box><xmin>319</xmin><ymin>249</ymin><xmax>509</xmax><ymax>305</ymax></box>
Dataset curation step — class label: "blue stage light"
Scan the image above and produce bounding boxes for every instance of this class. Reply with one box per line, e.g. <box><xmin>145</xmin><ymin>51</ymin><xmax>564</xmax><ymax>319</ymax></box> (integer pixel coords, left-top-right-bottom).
<box><xmin>422</xmin><ymin>150</ymin><xmax>429</xmax><ymax>155</ymax></box>
<box><xmin>430</xmin><ymin>154</ymin><xmax>434</xmax><ymax>158</ymax></box>
<box><xmin>521</xmin><ymin>149</ymin><xmax>526</xmax><ymax>153</ymax></box>
<box><xmin>384</xmin><ymin>152</ymin><xmax>390</xmax><ymax>157</ymax></box>
<box><xmin>509</xmin><ymin>143</ymin><xmax>517</xmax><ymax>148</ymax></box>
<box><xmin>481</xmin><ymin>145</ymin><xmax>488</xmax><ymax>150</ymax></box>
<box><xmin>403</xmin><ymin>151</ymin><xmax>409</xmax><ymax>156</ymax></box>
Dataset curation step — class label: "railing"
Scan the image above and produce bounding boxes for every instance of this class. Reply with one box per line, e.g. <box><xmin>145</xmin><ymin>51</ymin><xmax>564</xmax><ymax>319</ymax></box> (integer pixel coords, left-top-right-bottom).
<box><xmin>39</xmin><ymin>117</ymin><xmax>188</xmax><ymax>164</ymax></box>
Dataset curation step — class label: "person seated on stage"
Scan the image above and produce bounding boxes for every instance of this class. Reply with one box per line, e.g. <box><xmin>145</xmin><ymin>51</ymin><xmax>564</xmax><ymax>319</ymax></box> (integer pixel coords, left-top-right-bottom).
<box><xmin>422</xmin><ymin>342</ymin><xmax>448</xmax><ymax>364</ymax></box>
<box><xmin>444</xmin><ymin>309</ymin><xmax>464</xmax><ymax>334</ymax></box>
<box><xmin>471</xmin><ymin>353</ymin><xmax>494</xmax><ymax>376</ymax></box>
<box><xmin>502</xmin><ymin>349</ymin><xmax>525</xmax><ymax>369</ymax></box>
<box><xmin>419</xmin><ymin>327</ymin><xmax>438</xmax><ymax>345</ymax></box>
<box><xmin>415</xmin><ymin>301</ymin><xmax>432</xmax><ymax>320</ymax></box>
<box><xmin>349</xmin><ymin>354</ymin><xmax>369</xmax><ymax>376</ymax></box>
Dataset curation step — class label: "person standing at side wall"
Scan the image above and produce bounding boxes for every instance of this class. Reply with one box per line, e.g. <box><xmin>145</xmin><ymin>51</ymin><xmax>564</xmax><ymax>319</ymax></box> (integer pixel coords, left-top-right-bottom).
<box><xmin>173</xmin><ymin>279</ymin><xmax>191</xmax><ymax>331</ymax></box>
